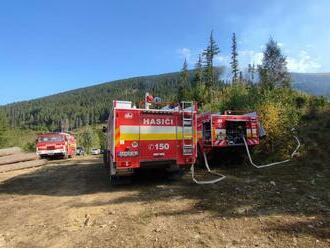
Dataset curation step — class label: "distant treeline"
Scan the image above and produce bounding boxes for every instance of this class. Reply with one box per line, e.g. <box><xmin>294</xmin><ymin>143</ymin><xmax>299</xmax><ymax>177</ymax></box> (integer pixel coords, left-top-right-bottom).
<box><xmin>1</xmin><ymin>72</ymin><xmax>188</xmax><ymax>131</ymax></box>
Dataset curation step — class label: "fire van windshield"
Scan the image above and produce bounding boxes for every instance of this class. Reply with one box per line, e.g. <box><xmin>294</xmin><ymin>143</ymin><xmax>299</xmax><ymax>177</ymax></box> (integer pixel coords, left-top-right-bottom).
<box><xmin>38</xmin><ymin>136</ymin><xmax>64</xmax><ymax>142</ymax></box>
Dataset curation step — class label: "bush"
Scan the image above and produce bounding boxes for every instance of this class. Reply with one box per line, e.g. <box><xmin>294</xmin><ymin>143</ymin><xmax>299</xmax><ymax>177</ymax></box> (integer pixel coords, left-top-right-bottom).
<box><xmin>77</xmin><ymin>126</ymin><xmax>100</xmax><ymax>154</ymax></box>
<box><xmin>203</xmin><ymin>83</ymin><xmax>259</xmax><ymax>112</ymax></box>
<box><xmin>23</xmin><ymin>142</ymin><xmax>36</xmax><ymax>152</ymax></box>
<box><xmin>254</xmin><ymin>89</ymin><xmax>303</xmax><ymax>158</ymax></box>
<box><xmin>202</xmin><ymin>85</ymin><xmax>306</xmax><ymax>160</ymax></box>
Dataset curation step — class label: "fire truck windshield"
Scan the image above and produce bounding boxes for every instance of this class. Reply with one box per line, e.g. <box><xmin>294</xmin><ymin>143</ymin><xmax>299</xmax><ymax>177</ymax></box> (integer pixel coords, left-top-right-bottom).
<box><xmin>38</xmin><ymin>136</ymin><xmax>64</xmax><ymax>142</ymax></box>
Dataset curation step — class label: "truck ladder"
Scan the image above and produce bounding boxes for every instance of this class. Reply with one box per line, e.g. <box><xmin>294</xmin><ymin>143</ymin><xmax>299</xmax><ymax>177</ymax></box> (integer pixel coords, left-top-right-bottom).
<box><xmin>181</xmin><ymin>101</ymin><xmax>194</xmax><ymax>155</ymax></box>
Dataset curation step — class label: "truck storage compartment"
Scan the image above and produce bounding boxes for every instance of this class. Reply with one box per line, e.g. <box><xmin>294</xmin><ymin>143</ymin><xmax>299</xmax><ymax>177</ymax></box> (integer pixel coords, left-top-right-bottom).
<box><xmin>226</xmin><ymin>121</ymin><xmax>246</xmax><ymax>145</ymax></box>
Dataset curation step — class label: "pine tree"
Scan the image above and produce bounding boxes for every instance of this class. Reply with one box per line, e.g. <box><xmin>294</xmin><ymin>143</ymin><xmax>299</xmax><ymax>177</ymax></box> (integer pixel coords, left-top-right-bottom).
<box><xmin>239</xmin><ymin>71</ymin><xmax>244</xmax><ymax>84</ymax></box>
<box><xmin>192</xmin><ymin>54</ymin><xmax>206</xmax><ymax>105</ymax></box>
<box><xmin>203</xmin><ymin>31</ymin><xmax>220</xmax><ymax>99</ymax></box>
<box><xmin>230</xmin><ymin>33</ymin><xmax>239</xmax><ymax>84</ymax></box>
<box><xmin>252</xmin><ymin>63</ymin><xmax>256</xmax><ymax>81</ymax></box>
<box><xmin>0</xmin><ymin>110</ymin><xmax>9</xmax><ymax>148</ymax></box>
<box><xmin>177</xmin><ymin>58</ymin><xmax>190</xmax><ymax>101</ymax></box>
<box><xmin>248</xmin><ymin>63</ymin><xmax>256</xmax><ymax>84</ymax></box>
<box><xmin>259</xmin><ymin>38</ymin><xmax>291</xmax><ymax>89</ymax></box>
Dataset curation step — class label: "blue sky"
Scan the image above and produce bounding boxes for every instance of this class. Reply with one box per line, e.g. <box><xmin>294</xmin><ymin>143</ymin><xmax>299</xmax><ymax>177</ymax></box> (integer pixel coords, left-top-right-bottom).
<box><xmin>0</xmin><ymin>0</ymin><xmax>329</xmax><ymax>104</ymax></box>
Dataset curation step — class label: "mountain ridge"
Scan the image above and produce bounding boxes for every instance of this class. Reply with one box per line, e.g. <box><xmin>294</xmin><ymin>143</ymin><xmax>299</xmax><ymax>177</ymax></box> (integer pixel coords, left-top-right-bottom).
<box><xmin>2</xmin><ymin>70</ymin><xmax>329</xmax><ymax>107</ymax></box>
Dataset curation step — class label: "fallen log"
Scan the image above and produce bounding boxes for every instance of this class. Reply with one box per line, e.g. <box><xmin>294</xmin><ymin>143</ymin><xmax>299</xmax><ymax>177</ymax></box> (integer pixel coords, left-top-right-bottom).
<box><xmin>0</xmin><ymin>159</ymin><xmax>47</xmax><ymax>173</ymax></box>
<box><xmin>0</xmin><ymin>153</ymin><xmax>38</xmax><ymax>166</ymax></box>
<box><xmin>0</xmin><ymin>147</ymin><xmax>22</xmax><ymax>157</ymax></box>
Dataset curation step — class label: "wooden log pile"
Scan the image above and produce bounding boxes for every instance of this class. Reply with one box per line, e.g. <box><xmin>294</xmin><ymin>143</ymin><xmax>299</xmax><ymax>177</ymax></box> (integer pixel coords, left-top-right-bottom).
<box><xmin>0</xmin><ymin>147</ymin><xmax>47</xmax><ymax>173</ymax></box>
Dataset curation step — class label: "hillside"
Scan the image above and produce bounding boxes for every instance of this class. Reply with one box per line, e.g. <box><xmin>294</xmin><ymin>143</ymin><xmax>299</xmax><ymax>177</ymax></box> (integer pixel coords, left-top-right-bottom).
<box><xmin>292</xmin><ymin>73</ymin><xmax>330</xmax><ymax>97</ymax></box>
<box><xmin>1</xmin><ymin>72</ymin><xmax>184</xmax><ymax>130</ymax></box>
<box><xmin>1</xmin><ymin>70</ymin><xmax>329</xmax><ymax>131</ymax></box>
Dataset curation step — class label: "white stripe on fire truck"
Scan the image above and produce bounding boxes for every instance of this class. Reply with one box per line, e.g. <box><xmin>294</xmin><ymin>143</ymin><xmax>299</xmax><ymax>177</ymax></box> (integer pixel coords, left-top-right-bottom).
<box><xmin>118</xmin><ymin>125</ymin><xmax>193</xmax><ymax>140</ymax></box>
<box><xmin>120</xmin><ymin>125</ymin><xmax>176</xmax><ymax>134</ymax></box>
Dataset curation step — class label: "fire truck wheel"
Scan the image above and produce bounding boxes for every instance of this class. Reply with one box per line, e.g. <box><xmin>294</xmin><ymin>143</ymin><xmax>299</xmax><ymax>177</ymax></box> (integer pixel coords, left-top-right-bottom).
<box><xmin>108</xmin><ymin>160</ymin><xmax>120</xmax><ymax>185</ymax></box>
<box><xmin>167</xmin><ymin>167</ymin><xmax>184</xmax><ymax>181</ymax></box>
<box><xmin>109</xmin><ymin>175</ymin><xmax>119</xmax><ymax>185</ymax></box>
<box><xmin>103</xmin><ymin>151</ymin><xmax>110</xmax><ymax>169</ymax></box>
<box><xmin>196</xmin><ymin>145</ymin><xmax>205</xmax><ymax>167</ymax></box>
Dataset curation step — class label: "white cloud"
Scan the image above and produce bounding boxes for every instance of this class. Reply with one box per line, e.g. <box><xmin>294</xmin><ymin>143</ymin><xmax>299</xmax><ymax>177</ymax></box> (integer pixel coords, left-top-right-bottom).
<box><xmin>214</xmin><ymin>55</ymin><xmax>230</xmax><ymax>65</ymax></box>
<box><xmin>177</xmin><ymin>48</ymin><xmax>192</xmax><ymax>61</ymax></box>
<box><xmin>287</xmin><ymin>50</ymin><xmax>321</xmax><ymax>73</ymax></box>
<box><xmin>239</xmin><ymin>50</ymin><xmax>263</xmax><ymax>66</ymax></box>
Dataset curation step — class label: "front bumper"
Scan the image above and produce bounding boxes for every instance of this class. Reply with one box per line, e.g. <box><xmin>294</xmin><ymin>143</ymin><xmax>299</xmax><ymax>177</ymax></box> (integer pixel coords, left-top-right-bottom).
<box><xmin>36</xmin><ymin>149</ymin><xmax>66</xmax><ymax>156</ymax></box>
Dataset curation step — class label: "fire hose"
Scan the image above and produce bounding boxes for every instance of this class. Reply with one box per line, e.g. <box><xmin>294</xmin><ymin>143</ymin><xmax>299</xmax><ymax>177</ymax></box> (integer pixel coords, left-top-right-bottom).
<box><xmin>191</xmin><ymin>130</ymin><xmax>301</xmax><ymax>184</ymax></box>
<box><xmin>242</xmin><ymin>131</ymin><xmax>301</xmax><ymax>168</ymax></box>
<box><xmin>191</xmin><ymin>152</ymin><xmax>226</xmax><ymax>185</ymax></box>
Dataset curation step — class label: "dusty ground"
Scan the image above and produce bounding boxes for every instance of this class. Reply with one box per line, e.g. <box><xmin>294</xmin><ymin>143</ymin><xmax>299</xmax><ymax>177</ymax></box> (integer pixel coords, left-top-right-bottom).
<box><xmin>0</xmin><ymin>155</ymin><xmax>329</xmax><ymax>248</ymax></box>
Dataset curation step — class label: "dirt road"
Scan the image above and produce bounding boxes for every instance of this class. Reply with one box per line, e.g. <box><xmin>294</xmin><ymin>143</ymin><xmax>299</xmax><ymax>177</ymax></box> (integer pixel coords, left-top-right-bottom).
<box><xmin>0</xmin><ymin>156</ymin><xmax>329</xmax><ymax>247</ymax></box>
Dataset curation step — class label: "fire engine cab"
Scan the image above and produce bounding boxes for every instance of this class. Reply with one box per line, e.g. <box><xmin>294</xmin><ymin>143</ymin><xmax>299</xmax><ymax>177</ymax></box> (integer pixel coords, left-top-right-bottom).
<box><xmin>103</xmin><ymin>96</ymin><xmax>198</xmax><ymax>183</ymax></box>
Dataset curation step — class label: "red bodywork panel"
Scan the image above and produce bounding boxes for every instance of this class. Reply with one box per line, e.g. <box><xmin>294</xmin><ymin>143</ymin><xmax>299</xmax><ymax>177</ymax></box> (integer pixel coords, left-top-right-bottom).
<box><xmin>197</xmin><ymin>112</ymin><xmax>260</xmax><ymax>153</ymax></box>
<box><xmin>36</xmin><ymin>132</ymin><xmax>76</xmax><ymax>157</ymax></box>
<box><xmin>106</xmin><ymin>101</ymin><xmax>197</xmax><ymax>172</ymax></box>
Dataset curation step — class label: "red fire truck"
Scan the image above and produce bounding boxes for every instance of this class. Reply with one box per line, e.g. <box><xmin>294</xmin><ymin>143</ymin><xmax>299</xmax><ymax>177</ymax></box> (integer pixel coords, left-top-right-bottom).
<box><xmin>36</xmin><ymin>132</ymin><xmax>76</xmax><ymax>159</ymax></box>
<box><xmin>197</xmin><ymin>110</ymin><xmax>262</xmax><ymax>153</ymax></box>
<box><xmin>103</xmin><ymin>98</ymin><xmax>198</xmax><ymax>183</ymax></box>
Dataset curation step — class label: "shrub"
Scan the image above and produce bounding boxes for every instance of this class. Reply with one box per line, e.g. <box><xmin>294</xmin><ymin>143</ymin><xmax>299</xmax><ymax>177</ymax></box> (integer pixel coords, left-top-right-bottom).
<box><xmin>77</xmin><ymin>126</ymin><xmax>100</xmax><ymax>154</ymax></box>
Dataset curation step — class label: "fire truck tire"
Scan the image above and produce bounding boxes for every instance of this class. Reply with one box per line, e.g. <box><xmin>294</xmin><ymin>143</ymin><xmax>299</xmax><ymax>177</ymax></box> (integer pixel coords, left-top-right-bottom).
<box><xmin>166</xmin><ymin>165</ymin><xmax>184</xmax><ymax>180</ymax></box>
<box><xmin>196</xmin><ymin>145</ymin><xmax>205</xmax><ymax>167</ymax></box>
<box><xmin>109</xmin><ymin>175</ymin><xmax>119</xmax><ymax>185</ymax></box>
<box><xmin>108</xmin><ymin>160</ymin><xmax>120</xmax><ymax>185</ymax></box>
<box><xmin>103</xmin><ymin>151</ymin><xmax>109</xmax><ymax>168</ymax></box>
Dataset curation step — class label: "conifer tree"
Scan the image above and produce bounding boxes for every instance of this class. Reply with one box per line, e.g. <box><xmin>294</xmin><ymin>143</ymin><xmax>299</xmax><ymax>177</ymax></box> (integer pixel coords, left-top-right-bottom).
<box><xmin>0</xmin><ymin>110</ymin><xmax>8</xmax><ymax>147</ymax></box>
<box><xmin>202</xmin><ymin>31</ymin><xmax>220</xmax><ymax>101</ymax></box>
<box><xmin>192</xmin><ymin>54</ymin><xmax>206</xmax><ymax>105</ymax></box>
<box><xmin>252</xmin><ymin>63</ymin><xmax>256</xmax><ymax>81</ymax></box>
<box><xmin>230</xmin><ymin>33</ymin><xmax>239</xmax><ymax>84</ymax></box>
<box><xmin>239</xmin><ymin>71</ymin><xmax>244</xmax><ymax>84</ymax></box>
<box><xmin>259</xmin><ymin>38</ymin><xmax>291</xmax><ymax>89</ymax></box>
<box><xmin>177</xmin><ymin>58</ymin><xmax>190</xmax><ymax>101</ymax></box>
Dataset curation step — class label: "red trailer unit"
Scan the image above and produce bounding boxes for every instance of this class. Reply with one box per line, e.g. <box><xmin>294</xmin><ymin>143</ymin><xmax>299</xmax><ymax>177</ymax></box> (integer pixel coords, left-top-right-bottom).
<box><xmin>197</xmin><ymin>111</ymin><xmax>261</xmax><ymax>153</ymax></box>
<box><xmin>104</xmin><ymin>100</ymin><xmax>198</xmax><ymax>182</ymax></box>
<box><xmin>36</xmin><ymin>132</ymin><xmax>76</xmax><ymax>159</ymax></box>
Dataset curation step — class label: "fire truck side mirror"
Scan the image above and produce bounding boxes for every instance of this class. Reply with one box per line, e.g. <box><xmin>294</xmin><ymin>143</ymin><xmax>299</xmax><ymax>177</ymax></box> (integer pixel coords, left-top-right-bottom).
<box><xmin>102</xmin><ymin>126</ymin><xmax>107</xmax><ymax>133</ymax></box>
